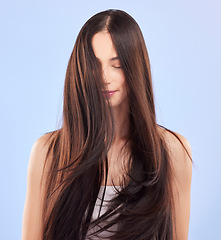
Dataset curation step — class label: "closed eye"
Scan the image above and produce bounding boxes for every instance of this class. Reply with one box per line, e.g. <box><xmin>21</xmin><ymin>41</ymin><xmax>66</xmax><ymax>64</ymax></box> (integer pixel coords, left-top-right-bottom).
<box><xmin>111</xmin><ymin>56</ymin><xmax>122</xmax><ymax>69</ymax></box>
<box><xmin>112</xmin><ymin>65</ymin><xmax>122</xmax><ymax>69</ymax></box>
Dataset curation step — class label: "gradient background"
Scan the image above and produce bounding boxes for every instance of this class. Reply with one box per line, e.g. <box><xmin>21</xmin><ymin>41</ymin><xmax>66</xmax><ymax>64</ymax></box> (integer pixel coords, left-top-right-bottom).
<box><xmin>0</xmin><ymin>0</ymin><xmax>220</xmax><ymax>239</ymax></box>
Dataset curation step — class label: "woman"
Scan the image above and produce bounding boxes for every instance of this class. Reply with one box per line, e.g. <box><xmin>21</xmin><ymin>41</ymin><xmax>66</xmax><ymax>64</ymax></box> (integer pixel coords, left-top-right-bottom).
<box><xmin>22</xmin><ymin>9</ymin><xmax>192</xmax><ymax>240</ymax></box>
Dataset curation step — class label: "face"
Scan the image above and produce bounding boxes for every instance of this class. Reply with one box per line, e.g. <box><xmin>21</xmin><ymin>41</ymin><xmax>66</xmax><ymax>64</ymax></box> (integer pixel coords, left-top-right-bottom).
<box><xmin>92</xmin><ymin>31</ymin><xmax>128</xmax><ymax>108</ymax></box>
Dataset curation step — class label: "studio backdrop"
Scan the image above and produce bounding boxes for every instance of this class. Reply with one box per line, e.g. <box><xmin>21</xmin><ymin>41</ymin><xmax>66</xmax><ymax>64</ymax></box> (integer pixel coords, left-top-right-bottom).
<box><xmin>0</xmin><ymin>0</ymin><xmax>220</xmax><ymax>239</ymax></box>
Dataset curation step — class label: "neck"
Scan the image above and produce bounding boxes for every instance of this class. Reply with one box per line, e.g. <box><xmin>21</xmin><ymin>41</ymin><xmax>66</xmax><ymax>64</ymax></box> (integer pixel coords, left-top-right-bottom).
<box><xmin>111</xmin><ymin>101</ymin><xmax>130</xmax><ymax>144</ymax></box>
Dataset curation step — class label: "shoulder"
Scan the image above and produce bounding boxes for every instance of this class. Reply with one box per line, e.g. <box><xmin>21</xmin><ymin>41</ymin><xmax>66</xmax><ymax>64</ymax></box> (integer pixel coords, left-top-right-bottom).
<box><xmin>157</xmin><ymin>125</ymin><xmax>192</xmax><ymax>239</ymax></box>
<box><xmin>157</xmin><ymin>125</ymin><xmax>192</xmax><ymax>157</ymax></box>
<box><xmin>28</xmin><ymin>130</ymin><xmax>59</xmax><ymax>181</ymax></box>
<box><xmin>32</xmin><ymin>131</ymin><xmax>56</xmax><ymax>155</ymax></box>
<box><xmin>28</xmin><ymin>132</ymin><xmax>53</xmax><ymax>172</ymax></box>
<box><xmin>157</xmin><ymin>125</ymin><xmax>192</xmax><ymax>196</ymax></box>
<box><xmin>157</xmin><ymin>125</ymin><xmax>192</xmax><ymax>173</ymax></box>
<box><xmin>22</xmin><ymin>131</ymin><xmax>58</xmax><ymax>240</ymax></box>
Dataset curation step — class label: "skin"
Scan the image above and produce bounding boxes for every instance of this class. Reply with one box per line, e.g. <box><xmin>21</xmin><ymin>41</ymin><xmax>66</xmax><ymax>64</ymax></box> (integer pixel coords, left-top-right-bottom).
<box><xmin>22</xmin><ymin>31</ymin><xmax>192</xmax><ymax>240</ymax></box>
<box><xmin>92</xmin><ymin>31</ymin><xmax>130</xmax><ymax>144</ymax></box>
<box><xmin>92</xmin><ymin>31</ymin><xmax>131</xmax><ymax>185</ymax></box>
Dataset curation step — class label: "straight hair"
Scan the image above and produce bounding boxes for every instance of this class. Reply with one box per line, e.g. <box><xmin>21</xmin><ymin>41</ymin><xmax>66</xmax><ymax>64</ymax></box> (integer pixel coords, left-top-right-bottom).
<box><xmin>40</xmin><ymin>9</ymin><xmax>192</xmax><ymax>240</ymax></box>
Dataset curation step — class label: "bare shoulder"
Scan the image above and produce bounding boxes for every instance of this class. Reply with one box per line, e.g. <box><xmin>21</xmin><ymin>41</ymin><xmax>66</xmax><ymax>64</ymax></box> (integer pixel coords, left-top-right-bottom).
<box><xmin>157</xmin><ymin>125</ymin><xmax>191</xmax><ymax>156</ymax></box>
<box><xmin>157</xmin><ymin>125</ymin><xmax>192</xmax><ymax>239</ymax></box>
<box><xmin>32</xmin><ymin>131</ymin><xmax>55</xmax><ymax>157</ymax></box>
<box><xmin>157</xmin><ymin>125</ymin><xmax>192</xmax><ymax>170</ymax></box>
<box><xmin>25</xmin><ymin>131</ymin><xmax>58</xmax><ymax>200</ymax></box>
<box><xmin>28</xmin><ymin>132</ymin><xmax>55</xmax><ymax>176</ymax></box>
<box><xmin>157</xmin><ymin>125</ymin><xmax>193</xmax><ymax>200</ymax></box>
<box><xmin>22</xmin><ymin>131</ymin><xmax>57</xmax><ymax>240</ymax></box>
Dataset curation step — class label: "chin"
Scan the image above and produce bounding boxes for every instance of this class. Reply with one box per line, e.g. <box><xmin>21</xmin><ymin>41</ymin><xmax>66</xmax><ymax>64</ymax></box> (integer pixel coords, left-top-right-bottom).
<box><xmin>108</xmin><ymin>96</ymin><xmax>128</xmax><ymax>109</ymax></box>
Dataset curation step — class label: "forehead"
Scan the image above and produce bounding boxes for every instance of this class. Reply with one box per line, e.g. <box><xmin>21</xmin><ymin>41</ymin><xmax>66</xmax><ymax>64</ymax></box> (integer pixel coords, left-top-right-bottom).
<box><xmin>92</xmin><ymin>31</ymin><xmax>117</xmax><ymax>59</ymax></box>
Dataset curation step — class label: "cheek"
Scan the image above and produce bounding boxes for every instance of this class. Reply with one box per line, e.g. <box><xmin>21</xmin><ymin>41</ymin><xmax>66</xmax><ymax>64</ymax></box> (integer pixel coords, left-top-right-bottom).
<box><xmin>120</xmin><ymin>76</ymin><xmax>126</xmax><ymax>88</ymax></box>
<box><xmin>113</xmin><ymin>71</ymin><xmax>126</xmax><ymax>85</ymax></box>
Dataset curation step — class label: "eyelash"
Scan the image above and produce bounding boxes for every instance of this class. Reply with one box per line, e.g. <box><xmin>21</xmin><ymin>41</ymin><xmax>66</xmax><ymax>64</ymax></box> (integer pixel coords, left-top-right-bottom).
<box><xmin>112</xmin><ymin>66</ymin><xmax>122</xmax><ymax>69</ymax></box>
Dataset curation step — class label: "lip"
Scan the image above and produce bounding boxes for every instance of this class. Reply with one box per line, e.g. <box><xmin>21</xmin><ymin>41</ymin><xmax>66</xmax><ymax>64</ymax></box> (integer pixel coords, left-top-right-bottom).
<box><xmin>102</xmin><ymin>90</ymin><xmax>118</xmax><ymax>97</ymax></box>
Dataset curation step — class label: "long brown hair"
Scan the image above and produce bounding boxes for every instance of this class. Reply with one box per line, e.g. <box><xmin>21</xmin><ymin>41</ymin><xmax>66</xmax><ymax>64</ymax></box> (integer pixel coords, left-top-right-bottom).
<box><xmin>41</xmin><ymin>9</ymin><xmax>192</xmax><ymax>239</ymax></box>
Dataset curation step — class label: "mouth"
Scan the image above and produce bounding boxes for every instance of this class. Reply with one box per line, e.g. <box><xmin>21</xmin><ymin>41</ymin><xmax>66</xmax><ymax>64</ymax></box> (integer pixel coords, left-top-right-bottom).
<box><xmin>102</xmin><ymin>90</ymin><xmax>118</xmax><ymax>97</ymax></box>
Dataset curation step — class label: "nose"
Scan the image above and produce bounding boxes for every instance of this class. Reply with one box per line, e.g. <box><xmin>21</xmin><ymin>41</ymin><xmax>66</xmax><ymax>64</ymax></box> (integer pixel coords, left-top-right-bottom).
<box><xmin>102</xmin><ymin>67</ymin><xmax>110</xmax><ymax>86</ymax></box>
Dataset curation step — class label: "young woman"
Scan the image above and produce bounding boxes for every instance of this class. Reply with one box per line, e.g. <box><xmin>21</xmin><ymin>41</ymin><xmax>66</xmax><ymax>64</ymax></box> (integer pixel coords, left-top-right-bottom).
<box><xmin>22</xmin><ymin>9</ymin><xmax>192</xmax><ymax>240</ymax></box>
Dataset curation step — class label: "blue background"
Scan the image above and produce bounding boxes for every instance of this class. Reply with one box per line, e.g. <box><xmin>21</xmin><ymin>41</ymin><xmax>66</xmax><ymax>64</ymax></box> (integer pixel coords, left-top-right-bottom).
<box><xmin>0</xmin><ymin>0</ymin><xmax>220</xmax><ymax>239</ymax></box>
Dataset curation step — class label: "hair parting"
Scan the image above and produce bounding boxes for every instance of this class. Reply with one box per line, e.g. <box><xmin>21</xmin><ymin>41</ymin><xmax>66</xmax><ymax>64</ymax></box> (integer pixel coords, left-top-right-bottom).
<box><xmin>40</xmin><ymin>9</ymin><xmax>192</xmax><ymax>240</ymax></box>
